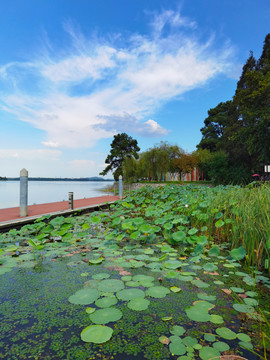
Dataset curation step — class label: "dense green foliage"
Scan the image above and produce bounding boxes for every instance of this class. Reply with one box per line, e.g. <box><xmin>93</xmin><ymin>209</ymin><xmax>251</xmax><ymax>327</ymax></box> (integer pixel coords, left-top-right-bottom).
<box><xmin>0</xmin><ymin>184</ymin><xmax>270</xmax><ymax>359</ymax></box>
<box><xmin>197</xmin><ymin>34</ymin><xmax>270</xmax><ymax>182</ymax></box>
<box><xmin>100</xmin><ymin>133</ymin><xmax>140</xmax><ymax>180</ymax></box>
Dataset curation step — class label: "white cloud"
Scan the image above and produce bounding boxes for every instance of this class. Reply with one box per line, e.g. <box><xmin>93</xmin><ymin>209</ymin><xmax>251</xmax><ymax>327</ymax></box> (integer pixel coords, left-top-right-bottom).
<box><xmin>0</xmin><ymin>9</ymin><xmax>235</xmax><ymax>149</ymax></box>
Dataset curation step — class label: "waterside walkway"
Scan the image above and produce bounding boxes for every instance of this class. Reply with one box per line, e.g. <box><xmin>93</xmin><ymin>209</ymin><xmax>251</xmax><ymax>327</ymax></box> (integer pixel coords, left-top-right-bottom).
<box><xmin>0</xmin><ymin>195</ymin><xmax>119</xmax><ymax>230</ymax></box>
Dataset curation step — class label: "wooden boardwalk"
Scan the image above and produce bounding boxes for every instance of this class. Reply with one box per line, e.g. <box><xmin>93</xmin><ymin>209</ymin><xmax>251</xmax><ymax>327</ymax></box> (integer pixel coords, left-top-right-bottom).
<box><xmin>0</xmin><ymin>195</ymin><xmax>119</xmax><ymax>226</ymax></box>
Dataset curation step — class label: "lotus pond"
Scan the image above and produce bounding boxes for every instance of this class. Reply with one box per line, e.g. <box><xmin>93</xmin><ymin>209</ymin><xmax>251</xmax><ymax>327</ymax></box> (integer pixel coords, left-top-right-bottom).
<box><xmin>0</xmin><ymin>184</ymin><xmax>269</xmax><ymax>360</ymax></box>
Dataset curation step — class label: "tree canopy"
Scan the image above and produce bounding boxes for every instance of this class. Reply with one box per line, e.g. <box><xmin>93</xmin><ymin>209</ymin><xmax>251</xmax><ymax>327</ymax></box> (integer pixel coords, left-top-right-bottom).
<box><xmin>100</xmin><ymin>133</ymin><xmax>140</xmax><ymax>180</ymax></box>
<box><xmin>197</xmin><ymin>33</ymin><xmax>270</xmax><ymax>181</ymax></box>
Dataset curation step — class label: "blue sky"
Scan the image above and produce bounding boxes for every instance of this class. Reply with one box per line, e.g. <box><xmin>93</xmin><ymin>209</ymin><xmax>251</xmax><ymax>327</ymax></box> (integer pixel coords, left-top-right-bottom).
<box><xmin>0</xmin><ymin>0</ymin><xmax>269</xmax><ymax>178</ymax></box>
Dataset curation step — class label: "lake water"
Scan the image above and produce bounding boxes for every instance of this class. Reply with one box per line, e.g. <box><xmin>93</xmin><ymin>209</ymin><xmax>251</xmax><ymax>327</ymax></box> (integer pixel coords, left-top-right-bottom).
<box><xmin>0</xmin><ymin>181</ymin><xmax>115</xmax><ymax>209</ymax></box>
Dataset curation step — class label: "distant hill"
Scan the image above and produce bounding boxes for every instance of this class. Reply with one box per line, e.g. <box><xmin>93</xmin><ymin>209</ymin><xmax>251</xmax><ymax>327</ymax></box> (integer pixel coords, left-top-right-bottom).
<box><xmin>6</xmin><ymin>177</ymin><xmax>114</xmax><ymax>182</ymax></box>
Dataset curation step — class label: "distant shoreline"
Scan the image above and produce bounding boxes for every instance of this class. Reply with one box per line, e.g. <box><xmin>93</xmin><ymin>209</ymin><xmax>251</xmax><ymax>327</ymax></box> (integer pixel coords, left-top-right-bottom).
<box><xmin>4</xmin><ymin>177</ymin><xmax>114</xmax><ymax>182</ymax></box>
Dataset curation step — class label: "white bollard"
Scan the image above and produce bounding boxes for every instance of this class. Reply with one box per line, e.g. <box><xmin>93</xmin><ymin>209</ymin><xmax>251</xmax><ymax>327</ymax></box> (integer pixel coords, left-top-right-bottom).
<box><xmin>119</xmin><ymin>175</ymin><xmax>123</xmax><ymax>200</ymax></box>
<box><xmin>20</xmin><ymin>168</ymin><xmax>28</xmax><ymax>217</ymax></box>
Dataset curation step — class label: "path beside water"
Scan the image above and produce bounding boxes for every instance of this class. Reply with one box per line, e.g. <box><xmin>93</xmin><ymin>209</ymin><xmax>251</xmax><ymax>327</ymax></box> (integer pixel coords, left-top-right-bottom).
<box><xmin>0</xmin><ymin>195</ymin><xmax>119</xmax><ymax>227</ymax></box>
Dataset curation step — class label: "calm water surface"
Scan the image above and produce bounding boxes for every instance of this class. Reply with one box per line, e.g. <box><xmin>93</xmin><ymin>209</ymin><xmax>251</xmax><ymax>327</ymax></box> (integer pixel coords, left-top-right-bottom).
<box><xmin>0</xmin><ymin>181</ymin><xmax>114</xmax><ymax>209</ymax></box>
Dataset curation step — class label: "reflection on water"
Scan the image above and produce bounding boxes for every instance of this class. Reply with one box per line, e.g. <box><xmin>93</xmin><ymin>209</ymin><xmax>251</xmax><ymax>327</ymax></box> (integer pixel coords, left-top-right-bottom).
<box><xmin>0</xmin><ymin>181</ymin><xmax>114</xmax><ymax>209</ymax></box>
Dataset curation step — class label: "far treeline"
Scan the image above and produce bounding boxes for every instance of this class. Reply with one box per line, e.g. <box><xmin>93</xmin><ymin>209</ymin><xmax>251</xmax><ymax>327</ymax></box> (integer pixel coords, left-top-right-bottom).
<box><xmin>100</xmin><ymin>34</ymin><xmax>270</xmax><ymax>185</ymax></box>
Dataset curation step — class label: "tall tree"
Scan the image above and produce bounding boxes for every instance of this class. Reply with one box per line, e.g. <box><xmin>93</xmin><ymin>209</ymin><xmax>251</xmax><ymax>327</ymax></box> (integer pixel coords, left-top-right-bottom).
<box><xmin>100</xmin><ymin>133</ymin><xmax>140</xmax><ymax>180</ymax></box>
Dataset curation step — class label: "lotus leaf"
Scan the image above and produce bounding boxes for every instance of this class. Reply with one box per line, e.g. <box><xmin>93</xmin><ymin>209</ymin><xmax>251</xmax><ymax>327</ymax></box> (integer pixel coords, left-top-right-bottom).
<box><xmin>127</xmin><ymin>298</ymin><xmax>150</xmax><ymax>311</ymax></box>
<box><xmin>178</xmin><ymin>275</ymin><xmax>193</xmax><ymax>282</ymax></box>
<box><xmin>199</xmin><ymin>346</ymin><xmax>220</xmax><ymax>360</ymax></box>
<box><xmin>170</xmin><ymin>335</ymin><xmax>182</xmax><ymax>342</ymax></box>
<box><xmin>125</xmin><ymin>281</ymin><xmax>140</xmax><ymax>287</ymax></box>
<box><xmin>86</xmin><ymin>307</ymin><xmax>96</xmax><ymax>314</ymax></box>
<box><xmin>164</xmin><ymin>260</ymin><xmax>182</xmax><ymax>269</ymax></box>
<box><xmin>210</xmin><ymin>314</ymin><xmax>224</xmax><ymax>324</ymax></box>
<box><xmin>239</xmin><ymin>341</ymin><xmax>253</xmax><ymax>350</ymax></box>
<box><xmin>230</xmin><ymin>287</ymin><xmax>245</xmax><ymax>293</ymax></box>
<box><xmin>233</xmin><ymin>303</ymin><xmax>254</xmax><ymax>314</ymax></box>
<box><xmin>170</xmin><ymin>286</ymin><xmax>181</xmax><ymax>293</ymax></box>
<box><xmin>172</xmin><ymin>231</ymin><xmax>186</xmax><ymax>243</ymax></box>
<box><xmin>212</xmin><ymin>341</ymin><xmax>230</xmax><ymax>351</ymax></box>
<box><xmin>203</xmin><ymin>263</ymin><xmax>218</xmax><ymax>272</ymax></box>
<box><xmin>68</xmin><ymin>288</ymin><xmax>100</xmax><ymax>305</ymax></box>
<box><xmin>237</xmin><ymin>333</ymin><xmax>251</xmax><ymax>342</ymax></box>
<box><xmin>216</xmin><ymin>327</ymin><xmax>237</xmax><ymax>340</ymax></box>
<box><xmin>92</xmin><ymin>273</ymin><xmax>110</xmax><ymax>280</ymax></box>
<box><xmin>146</xmin><ymin>286</ymin><xmax>170</xmax><ymax>298</ymax></box>
<box><xmin>230</xmin><ymin>246</ymin><xmax>246</xmax><ymax>261</ymax></box>
<box><xmin>116</xmin><ymin>288</ymin><xmax>145</xmax><ymax>301</ymax></box>
<box><xmin>197</xmin><ymin>293</ymin><xmax>216</xmax><ymax>301</ymax></box>
<box><xmin>89</xmin><ymin>307</ymin><xmax>122</xmax><ymax>324</ymax></box>
<box><xmin>243</xmin><ymin>276</ymin><xmax>256</xmax><ymax>286</ymax></box>
<box><xmin>89</xmin><ymin>257</ymin><xmax>104</xmax><ymax>265</ymax></box>
<box><xmin>213</xmin><ymin>280</ymin><xmax>224</xmax><ymax>285</ymax></box>
<box><xmin>183</xmin><ymin>336</ymin><xmax>197</xmax><ymax>347</ymax></box>
<box><xmin>185</xmin><ymin>306</ymin><xmax>210</xmax><ymax>322</ymax></box>
<box><xmin>95</xmin><ymin>296</ymin><xmax>117</xmax><ymax>308</ymax></box>
<box><xmin>98</xmin><ymin>279</ymin><xmax>124</xmax><ymax>293</ymax></box>
<box><xmin>162</xmin><ymin>316</ymin><xmax>172</xmax><ymax>321</ymax></box>
<box><xmin>170</xmin><ymin>325</ymin><xmax>185</xmax><ymax>336</ymax></box>
<box><xmin>191</xmin><ymin>279</ymin><xmax>209</xmax><ymax>288</ymax></box>
<box><xmin>244</xmin><ymin>297</ymin><xmax>258</xmax><ymax>306</ymax></box>
<box><xmin>132</xmin><ymin>274</ymin><xmax>154</xmax><ymax>282</ymax></box>
<box><xmin>204</xmin><ymin>334</ymin><xmax>215</xmax><ymax>342</ymax></box>
<box><xmin>159</xmin><ymin>335</ymin><xmax>170</xmax><ymax>345</ymax></box>
<box><xmin>169</xmin><ymin>341</ymin><xmax>186</xmax><ymax>356</ymax></box>
<box><xmin>208</xmin><ymin>245</ymin><xmax>220</xmax><ymax>256</ymax></box>
<box><xmin>245</xmin><ymin>291</ymin><xmax>258</xmax><ymax>297</ymax></box>
<box><xmin>81</xmin><ymin>325</ymin><xmax>113</xmax><ymax>343</ymax></box>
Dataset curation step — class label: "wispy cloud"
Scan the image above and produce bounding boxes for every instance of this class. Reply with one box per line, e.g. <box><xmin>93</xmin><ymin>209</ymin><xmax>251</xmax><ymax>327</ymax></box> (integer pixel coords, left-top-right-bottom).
<box><xmin>0</xmin><ymin>9</ymin><xmax>235</xmax><ymax>149</ymax></box>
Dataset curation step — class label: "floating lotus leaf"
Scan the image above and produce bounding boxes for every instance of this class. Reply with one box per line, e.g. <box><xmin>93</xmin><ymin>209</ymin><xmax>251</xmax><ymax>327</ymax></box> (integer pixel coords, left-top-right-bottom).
<box><xmin>162</xmin><ymin>316</ymin><xmax>172</xmax><ymax>321</ymax></box>
<box><xmin>212</xmin><ymin>341</ymin><xmax>230</xmax><ymax>352</ymax></box>
<box><xmin>81</xmin><ymin>325</ymin><xmax>113</xmax><ymax>343</ymax></box>
<box><xmin>86</xmin><ymin>307</ymin><xmax>95</xmax><ymax>314</ymax></box>
<box><xmin>164</xmin><ymin>260</ymin><xmax>182</xmax><ymax>269</ymax></box>
<box><xmin>199</xmin><ymin>346</ymin><xmax>220</xmax><ymax>360</ymax></box>
<box><xmin>169</xmin><ymin>340</ymin><xmax>186</xmax><ymax>356</ymax></box>
<box><xmin>84</xmin><ymin>280</ymin><xmax>100</xmax><ymax>289</ymax></box>
<box><xmin>230</xmin><ymin>246</ymin><xmax>246</xmax><ymax>261</ymax></box>
<box><xmin>204</xmin><ymin>334</ymin><xmax>215</xmax><ymax>342</ymax></box>
<box><xmin>237</xmin><ymin>333</ymin><xmax>251</xmax><ymax>342</ymax></box>
<box><xmin>169</xmin><ymin>335</ymin><xmax>182</xmax><ymax>342</ymax></box>
<box><xmin>116</xmin><ymin>288</ymin><xmax>145</xmax><ymax>301</ymax></box>
<box><xmin>210</xmin><ymin>314</ymin><xmax>224</xmax><ymax>324</ymax></box>
<box><xmin>233</xmin><ymin>303</ymin><xmax>254</xmax><ymax>314</ymax></box>
<box><xmin>68</xmin><ymin>288</ymin><xmax>100</xmax><ymax>305</ymax></box>
<box><xmin>80</xmin><ymin>272</ymin><xmax>89</xmax><ymax>277</ymax></box>
<box><xmin>213</xmin><ymin>280</ymin><xmax>224</xmax><ymax>285</ymax></box>
<box><xmin>132</xmin><ymin>274</ymin><xmax>155</xmax><ymax>282</ymax></box>
<box><xmin>244</xmin><ymin>297</ymin><xmax>258</xmax><ymax>306</ymax></box>
<box><xmin>95</xmin><ymin>296</ymin><xmax>117</xmax><ymax>308</ymax></box>
<box><xmin>146</xmin><ymin>286</ymin><xmax>170</xmax><ymax>298</ymax></box>
<box><xmin>185</xmin><ymin>306</ymin><xmax>210</xmax><ymax>322</ymax></box>
<box><xmin>89</xmin><ymin>257</ymin><xmax>104</xmax><ymax>265</ymax></box>
<box><xmin>172</xmin><ymin>231</ymin><xmax>186</xmax><ymax>243</ymax></box>
<box><xmin>183</xmin><ymin>336</ymin><xmax>197</xmax><ymax>347</ymax></box>
<box><xmin>193</xmin><ymin>301</ymin><xmax>214</xmax><ymax>311</ymax></box>
<box><xmin>170</xmin><ymin>286</ymin><xmax>181</xmax><ymax>293</ymax></box>
<box><xmin>191</xmin><ymin>279</ymin><xmax>209</xmax><ymax>288</ymax></box>
<box><xmin>170</xmin><ymin>325</ymin><xmax>185</xmax><ymax>336</ymax></box>
<box><xmin>216</xmin><ymin>327</ymin><xmax>237</xmax><ymax>340</ymax></box>
<box><xmin>243</xmin><ymin>276</ymin><xmax>256</xmax><ymax>286</ymax></box>
<box><xmin>197</xmin><ymin>293</ymin><xmax>216</xmax><ymax>301</ymax></box>
<box><xmin>223</xmin><ymin>263</ymin><xmax>235</xmax><ymax>268</ymax></box>
<box><xmin>245</xmin><ymin>291</ymin><xmax>258</xmax><ymax>297</ymax></box>
<box><xmin>121</xmin><ymin>275</ymin><xmax>132</xmax><ymax>281</ymax></box>
<box><xmin>89</xmin><ymin>307</ymin><xmax>122</xmax><ymax>324</ymax></box>
<box><xmin>181</xmin><ymin>271</ymin><xmax>197</xmax><ymax>276</ymax></box>
<box><xmin>235</xmin><ymin>271</ymin><xmax>248</xmax><ymax>277</ymax></box>
<box><xmin>125</xmin><ymin>281</ymin><xmax>140</xmax><ymax>287</ymax></box>
<box><xmin>98</xmin><ymin>279</ymin><xmax>124</xmax><ymax>293</ymax></box>
<box><xmin>92</xmin><ymin>273</ymin><xmax>110</xmax><ymax>280</ymax></box>
<box><xmin>127</xmin><ymin>298</ymin><xmax>150</xmax><ymax>311</ymax></box>
<box><xmin>208</xmin><ymin>246</ymin><xmax>220</xmax><ymax>257</ymax></box>
<box><xmin>239</xmin><ymin>341</ymin><xmax>253</xmax><ymax>350</ymax></box>
<box><xmin>203</xmin><ymin>263</ymin><xmax>218</xmax><ymax>272</ymax></box>
<box><xmin>159</xmin><ymin>335</ymin><xmax>170</xmax><ymax>345</ymax></box>
<box><xmin>230</xmin><ymin>287</ymin><xmax>245</xmax><ymax>293</ymax></box>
